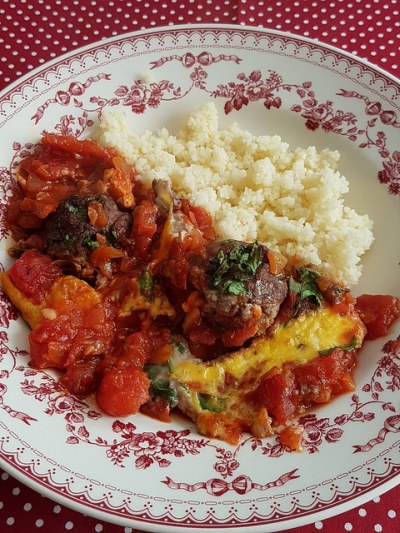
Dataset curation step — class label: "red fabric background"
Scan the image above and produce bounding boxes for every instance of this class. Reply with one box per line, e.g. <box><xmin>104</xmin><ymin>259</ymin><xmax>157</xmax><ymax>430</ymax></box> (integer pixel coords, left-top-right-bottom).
<box><xmin>0</xmin><ymin>1</ymin><xmax>399</xmax><ymax>532</ymax></box>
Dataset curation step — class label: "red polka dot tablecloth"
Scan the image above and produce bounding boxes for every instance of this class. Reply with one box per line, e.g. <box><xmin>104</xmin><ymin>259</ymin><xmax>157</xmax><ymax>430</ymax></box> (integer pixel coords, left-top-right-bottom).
<box><xmin>0</xmin><ymin>1</ymin><xmax>399</xmax><ymax>532</ymax></box>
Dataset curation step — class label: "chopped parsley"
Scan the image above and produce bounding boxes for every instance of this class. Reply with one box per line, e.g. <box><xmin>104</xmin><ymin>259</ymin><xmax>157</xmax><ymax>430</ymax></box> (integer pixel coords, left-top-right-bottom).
<box><xmin>139</xmin><ymin>268</ymin><xmax>154</xmax><ymax>300</ymax></box>
<box><xmin>289</xmin><ymin>266</ymin><xmax>324</xmax><ymax>314</ymax></box>
<box><xmin>144</xmin><ymin>362</ymin><xmax>170</xmax><ymax>380</ymax></box>
<box><xmin>208</xmin><ymin>241</ymin><xmax>263</xmax><ymax>296</ymax></box>
<box><xmin>82</xmin><ymin>236</ymin><xmax>100</xmax><ymax>249</ymax></box>
<box><xmin>198</xmin><ymin>393</ymin><xmax>226</xmax><ymax>413</ymax></box>
<box><xmin>319</xmin><ymin>336</ymin><xmax>359</xmax><ymax>356</ymax></box>
<box><xmin>63</xmin><ymin>234</ymin><xmax>77</xmax><ymax>249</ymax></box>
<box><xmin>175</xmin><ymin>342</ymin><xmax>186</xmax><ymax>354</ymax></box>
<box><xmin>150</xmin><ymin>379</ymin><xmax>178</xmax><ymax>406</ymax></box>
<box><xmin>144</xmin><ymin>362</ymin><xmax>177</xmax><ymax>407</ymax></box>
<box><xmin>63</xmin><ymin>201</ymin><xmax>87</xmax><ymax>221</ymax></box>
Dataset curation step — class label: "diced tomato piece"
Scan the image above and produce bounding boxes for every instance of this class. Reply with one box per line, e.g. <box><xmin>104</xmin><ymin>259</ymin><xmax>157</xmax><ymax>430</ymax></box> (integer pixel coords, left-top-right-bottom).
<box><xmin>188</xmin><ymin>323</ymin><xmax>218</xmax><ymax>346</ymax></box>
<box><xmin>132</xmin><ymin>200</ymin><xmax>159</xmax><ymax>259</ymax></box>
<box><xmin>294</xmin><ymin>349</ymin><xmax>357</xmax><ymax>404</ymax></box>
<box><xmin>29</xmin><ymin>277</ymin><xmax>113</xmax><ymax>370</ymax></box>
<box><xmin>41</xmin><ymin>133</ymin><xmax>117</xmax><ymax>165</ymax></box>
<box><xmin>196</xmin><ymin>412</ymin><xmax>242</xmax><ymax>445</ymax></box>
<box><xmin>267</xmin><ymin>249</ymin><xmax>287</xmax><ymax>275</ymax></box>
<box><xmin>161</xmin><ymin>240</ymin><xmax>189</xmax><ymax>289</ymax></box>
<box><xmin>279</xmin><ymin>426</ymin><xmax>303</xmax><ymax>451</ymax></box>
<box><xmin>116</xmin><ymin>331</ymin><xmax>152</xmax><ymax>369</ymax></box>
<box><xmin>29</xmin><ymin>313</ymin><xmax>81</xmax><ymax>369</ymax></box>
<box><xmin>88</xmin><ymin>200</ymin><xmax>108</xmax><ymax>229</ymax></box>
<box><xmin>221</xmin><ymin>324</ymin><xmax>258</xmax><ymax>348</ymax></box>
<box><xmin>140</xmin><ymin>396</ymin><xmax>171</xmax><ymax>422</ymax></box>
<box><xmin>356</xmin><ymin>294</ymin><xmax>400</xmax><ymax>339</ymax></box>
<box><xmin>89</xmin><ymin>245</ymin><xmax>124</xmax><ymax>277</ymax></box>
<box><xmin>189</xmin><ymin>205</ymin><xmax>216</xmax><ymax>240</ymax></box>
<box><xmin>252</xmin><ymin>372</ymin><xmax>297</xmax><ymax>425</ymax></box>
<box><xmin>61</xmin><ymin>358</ymin><xmax>101</xmax><ymax>397</ymax></box>
<box><xmin>9</xmin><ymin>250</ymin><xmax>62</xmax><ymax>304</ymax></box>
<box><xmin>104</xmin><ymin>158</ymin><xmax>136</xmax><ymax>209</ymax></box>
<box><xmin>96</xmin><ymin>367</ymin><xmax>150</xmax><ymax>416</ymax></box>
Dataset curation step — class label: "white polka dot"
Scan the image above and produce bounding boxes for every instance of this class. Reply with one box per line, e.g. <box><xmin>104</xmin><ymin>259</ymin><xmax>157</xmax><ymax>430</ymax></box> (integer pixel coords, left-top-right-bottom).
<box><xmin>12</xmin><ymin>487</ymin><xmax>20</xmax><ymax>496</ymax></box>
<box><xmin>24</xmin><ymin>502</ymin><xmax>32</xmax><ymax>511</ymax></box>
<box><xmin>374</xmin><ymin>525</ymin><xmax>383</xmax><ymax>533</ymax></box>
<box><xmin>344</xmin><ymin>523</ymin><xmax>353</xmax><ymax>531</ymax></box>
<box><xmin>94</xmin><ymin>525</ymin><xmax>103</xmax><ymax>533</ymax></box>
<box><xmin>373</xmin><ymin>496</ymin><xmax>381</xmax><ymax>503</ymax></box>
<box><xmin>315</xmin><ymin>522</ymin><xmax>324</xmax><ymax>530</ymax></box>
<box><xmin>6</xmin><ymin>517</ymin><xmax>15</xmax><ymax>525</ymax></box>
<box><xmin>53</xmin><ymin>504</ymin><xmax>62</xmax><ymax>514</ymax></box>
<box><xmin>65</xmin><ymin>521</ymin><xmax>74</xmax><ymax>530</ymax></box>
<box><xmin>1</xmin><ymin>472</ymin><xmax>9</xmax><ymax>480</ymax></box>
<box><xmin>36</xmin><ymin>519</ymin><xmax>44</xmax><ymax>527</ymax></box>
<box><xmin>358</xmin><ymin>508</ymin><xmax>367</xmax><ymax>517</ymax></box>
<box><xmin>388</xmin><ymin>509</ymin><xmax>397</xmax><ymax>518</ymax></box>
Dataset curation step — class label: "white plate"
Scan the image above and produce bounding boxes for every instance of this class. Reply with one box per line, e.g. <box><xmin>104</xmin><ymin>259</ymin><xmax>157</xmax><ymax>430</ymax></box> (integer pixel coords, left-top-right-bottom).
<box><xmin>0</xmin><ymin>25</ymin><xmax>399</xmax><ymax>532</ymax></box>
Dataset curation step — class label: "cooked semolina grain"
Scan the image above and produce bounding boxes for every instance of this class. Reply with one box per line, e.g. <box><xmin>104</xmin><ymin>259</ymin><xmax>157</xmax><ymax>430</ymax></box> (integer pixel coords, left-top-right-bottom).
<box><xmin>96</xmin><ymin>103</ymin><xmax>374</xmax><ymax>286</ymax></box>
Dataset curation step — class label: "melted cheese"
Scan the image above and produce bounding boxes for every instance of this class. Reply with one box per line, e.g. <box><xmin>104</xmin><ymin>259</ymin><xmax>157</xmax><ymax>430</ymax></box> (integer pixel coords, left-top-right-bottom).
<box><xmin>171</xmin><ymin>307</ymin><xmax>365</xmax><ymax>398</ymax></box>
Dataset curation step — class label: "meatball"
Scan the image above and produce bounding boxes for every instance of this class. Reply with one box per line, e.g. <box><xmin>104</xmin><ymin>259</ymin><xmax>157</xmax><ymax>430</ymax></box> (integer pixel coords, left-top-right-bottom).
<box><xmin>44</xmin><ymin>194</ymin><xmax>131</xmax><ymax>265</ymax></box>
<box><xmin>189</xmin><ymin>239</ymin><xmax>288</xmax><ymax>334</ymax></box>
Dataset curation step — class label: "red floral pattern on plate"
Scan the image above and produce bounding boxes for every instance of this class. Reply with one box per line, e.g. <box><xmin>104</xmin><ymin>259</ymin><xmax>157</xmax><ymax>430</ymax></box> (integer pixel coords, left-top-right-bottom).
<box><xmin>0</xmin><ymin>26</ymin><xmax>399</xmax><ymax>531</ymax></box>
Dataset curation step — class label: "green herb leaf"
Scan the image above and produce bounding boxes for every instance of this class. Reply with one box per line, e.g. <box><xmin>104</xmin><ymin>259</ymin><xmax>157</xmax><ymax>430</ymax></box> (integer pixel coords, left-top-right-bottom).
<box><xmin>144</xmin><ymin>363</ymin><xmax>169</xmax><ymax>381</ymax></box>
<box><xmin>175</xmin><ymin>342</ymin><xmax>186</xmax><ymax>354</ymax></box>
<box><xmin>209</xmin><ymin>241</ymin><xmax>263</xmax><ymax>295</ymax></box>
<box><xmin>63</xmin><ymin>234</ymin><xmax>77</xmax><ymax>249</ymax></box>
<box><xmin>198</xmin><ymin>393</ymin><xmax>226</xmax><ymax>413</ymax></box>
<box><xmin>151</xmin><ymin>379</ymin><xmax>178</xmax><ymax>406</ymax></box>
<box><xmin>319</xmin><ymin>336</ymin><xmax>359</xmax><ymax>356</ymax></box>
<box><xmin>82</xmin><ymin>236</ymin><xmax>100</xmax><ymax>249</ymax></box>
<box><xmin>139</xmin><ymin>268</ymin><xmax>154</xmax><ymax>300</ymax></box>
<box><xmin>63</xmin><ymin>202</ymin><xmax>87</xmax><ymax>221</ymax></box>
<box><xmin>222</xmin><ymin>279</ymin><xmax>247</xmax><ymax>295</ymax></box>
<box><xmin>289</xmin><ymin>266</ymin><xmax>324</xmax><ymax>314</ymax></box>
<box><xmin>64</xmin><ymin>203</ymin><xmax>78</xmax><ymax>214</ymax></box>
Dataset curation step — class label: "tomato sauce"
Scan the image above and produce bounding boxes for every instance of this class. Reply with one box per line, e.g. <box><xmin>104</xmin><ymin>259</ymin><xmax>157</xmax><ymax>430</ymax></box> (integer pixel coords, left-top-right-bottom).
<box><xmin>2</xmin><ymin>133</ymin><xmax>399</xmax><ymax>450</ymax></box>
<box><xmin>355</xmin><ymin>294</ymin><xmax>400</xmax><ymax>340</ymax></box>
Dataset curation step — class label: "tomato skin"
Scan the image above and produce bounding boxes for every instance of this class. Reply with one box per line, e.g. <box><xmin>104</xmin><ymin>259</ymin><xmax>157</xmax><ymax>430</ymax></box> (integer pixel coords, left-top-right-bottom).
<box><xmin>251</xmin><ymin>348</ymin><xmax>358</xmax><ymax>426</ymax></box>
<box><xmin>221</xmin><ymin>324</ymin><xmax>258</xmax><ymax>348</ymax></box>
<box><xmin>9</xmin><ymin>250</ymin><xmax>62</xmax><ymax>304</ymax></box>
<box><xmin>355</xmin><ymin>294</ymin><xmax>400</xmax><ymax>340</ymax></box>
<box><xmin>29</xmin><ymin>276</ymin><xmax>113</xmax><ymax>370</ymax></box>
<box><xmin>279</xmin><ymin>426</ymin><xmax>303</xmax><ymax>451</ymax></box>
<box><xmin>252</xmin><ymin>372</ymin><xmax>297</xmax><ymax>426</ymax></box>
<box><xmin>115</xmin><ymin>332</ymin><xmax>152</xmax><ymax>369</ymax></box>
<box><xmin>140</xmin><ymin>396</ymin><xmax>171</xmax><ymax>422</ymax></box>
<box><xmin>132</xmin><ymin>200</ymin><xmax>159</xmax><ymax>259</ymax></box>
<box><xmin>30</xmin><ymin>314</ymin><xmax>80</xmax><ymax>369</ymax></box>
<box><xmin>61</xmin><ymin>358</ymin><xmax>101</xmax><ymax>397</ymax></box>
<box><xmin>293</xmin><ymin>349</ymin><xmax>356</xmax><ymax>405</ymax></box>
<box><xmin>41</xmin><ymin>133</ymin><xmax>117</xmax><ymax>165</ymax></box>
<box><xmin>96</xmin><ymin>367</ymin><xmax>150</xmax><ymax>416</ymax></box>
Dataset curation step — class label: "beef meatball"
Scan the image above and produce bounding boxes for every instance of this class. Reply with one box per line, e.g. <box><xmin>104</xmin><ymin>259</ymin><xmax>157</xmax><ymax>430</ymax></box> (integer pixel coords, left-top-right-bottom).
<box><xmin>44</xmin><ymin>194</ymin><xmax>131</xmax><ymax>265</ymax></box>
<box><xmin>189</xmin><ymin>239</ymin><xmax>288</xmax><ymax>334</ymax></box>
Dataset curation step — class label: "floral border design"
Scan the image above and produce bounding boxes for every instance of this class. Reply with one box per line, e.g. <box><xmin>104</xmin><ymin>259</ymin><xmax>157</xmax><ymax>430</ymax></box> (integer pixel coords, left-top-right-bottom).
<box><xmin>0</xmin><ymin>28</ymin><xmax>399</xmax><ymax>527</ymax></box>
<box><xmin>24</xmin><ymin>52</ymin><xmax>400</xmax><ymax>196</ymax></box>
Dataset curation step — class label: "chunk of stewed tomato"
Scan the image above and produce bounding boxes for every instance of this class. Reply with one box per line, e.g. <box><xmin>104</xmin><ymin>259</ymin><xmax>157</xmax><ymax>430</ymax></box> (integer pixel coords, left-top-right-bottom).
<box><xmin>8</xmin><ymin>249</ymin><xmax>62</xmax><ymax>304</ymax></box>
<box><xmin>96</xmin><ymin>367</ymin><xmax>150</xmax><ymax>416</ymax></box>
<box><xmin>356</xmin><ymin>294</ymin><xmax>400</xmax><ymax>340</ymax></box>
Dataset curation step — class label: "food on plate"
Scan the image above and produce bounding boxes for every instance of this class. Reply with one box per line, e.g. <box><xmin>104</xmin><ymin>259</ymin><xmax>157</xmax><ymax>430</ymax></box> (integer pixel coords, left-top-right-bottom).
<box><xmin>1</xmin><ymin>109</ymin><xmax>399</xmax><ymax>449</ymax></box>
<box><xmin>97</xmin><ymin>103</ymin><xmax>374</xmax><ymax>286</ymax></box>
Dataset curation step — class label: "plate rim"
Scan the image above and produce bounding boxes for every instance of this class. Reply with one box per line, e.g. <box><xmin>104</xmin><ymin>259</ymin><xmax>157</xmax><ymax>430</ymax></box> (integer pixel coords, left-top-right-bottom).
<box><xmin>0</xmin><ymin>23</ymin><xmax>399</xmax><ymax>101</ymax></box>
<box><xmin>0</xmin><ymin>22</ymin><xmax>399</xmax><ymax>532</ymax></box>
